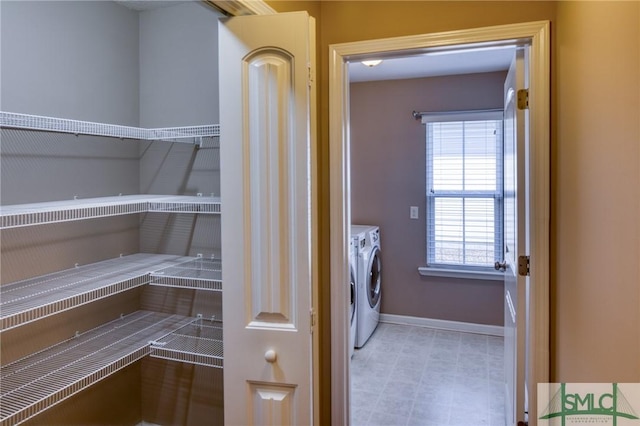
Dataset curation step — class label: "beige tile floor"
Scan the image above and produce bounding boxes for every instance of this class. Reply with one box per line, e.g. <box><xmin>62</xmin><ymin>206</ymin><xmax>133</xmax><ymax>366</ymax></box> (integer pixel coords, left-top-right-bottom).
<box><xmin>351</xmin><ymin>323</ymin><xmax>506</xmax><ymax>426</ymax></box>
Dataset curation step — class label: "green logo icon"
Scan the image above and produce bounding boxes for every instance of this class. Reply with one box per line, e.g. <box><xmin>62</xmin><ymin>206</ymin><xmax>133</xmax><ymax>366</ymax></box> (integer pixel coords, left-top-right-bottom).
<box><xmin>539</xmin><ymin>383</ymin><xmax>639</xmax><ymax>425</ymax></box>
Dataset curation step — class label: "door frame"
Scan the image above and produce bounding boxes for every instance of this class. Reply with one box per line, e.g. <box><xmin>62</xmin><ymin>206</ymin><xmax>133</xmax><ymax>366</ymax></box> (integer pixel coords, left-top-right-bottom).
<box><xmin>206</xmin><ymin>0</ymin><xmax>276</xmax><ymax>16</ymax></box>
<box><xmin>329</xmin><ymin>21</ymin><xmax>550</xmax><ymax>425</ymax></box>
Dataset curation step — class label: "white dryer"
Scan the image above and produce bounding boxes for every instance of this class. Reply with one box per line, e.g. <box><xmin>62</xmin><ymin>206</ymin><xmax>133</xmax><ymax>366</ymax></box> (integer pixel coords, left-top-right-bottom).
<box><xmin>348</xmin><ymin>235</ymin><xmax>359</xmax><ymax>358</ymax></box>
<box><xmin>351</xmin><ymin>224</ymin><xmax>381</xmax><ymax>348</ymax></box>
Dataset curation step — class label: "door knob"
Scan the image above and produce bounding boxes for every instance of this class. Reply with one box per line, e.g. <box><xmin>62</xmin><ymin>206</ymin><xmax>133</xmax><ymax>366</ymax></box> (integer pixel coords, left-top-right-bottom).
<box><xmin>265</xmin><ymin>349</ymin><xmax>277</xmax><ymax>363</ymax></box>
<box><xmin>494</xmin><ymin>260</ymin><xmax>507</xmax><ymax>272</ymax></box>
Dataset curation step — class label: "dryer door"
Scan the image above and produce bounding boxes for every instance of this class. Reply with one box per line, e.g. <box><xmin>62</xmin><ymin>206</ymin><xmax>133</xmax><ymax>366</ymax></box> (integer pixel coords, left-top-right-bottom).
<box><xmin>366</xmin><ymin>248</ymin><xmax>381</xmax><ymax>308</ymax></box>
<box><xmin>350</xmin><ymin>265</ymin><xmax>357</xmax><ymax>324</ymax></box>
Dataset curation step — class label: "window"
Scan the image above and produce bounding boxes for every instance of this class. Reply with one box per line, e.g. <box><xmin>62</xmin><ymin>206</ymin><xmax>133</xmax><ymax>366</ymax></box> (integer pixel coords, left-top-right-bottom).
<box><xmin>423</xmin><ymin>111</ymin><xmax>503</xmax><ymax>270</ymax></box>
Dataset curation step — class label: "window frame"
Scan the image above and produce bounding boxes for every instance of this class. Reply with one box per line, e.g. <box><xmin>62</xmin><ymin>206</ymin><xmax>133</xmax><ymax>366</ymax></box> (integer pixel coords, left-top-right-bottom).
<box><xmin>421</xmin><ymin>110</ymin><xmax>504</xmax><ymax>274</ymax></box>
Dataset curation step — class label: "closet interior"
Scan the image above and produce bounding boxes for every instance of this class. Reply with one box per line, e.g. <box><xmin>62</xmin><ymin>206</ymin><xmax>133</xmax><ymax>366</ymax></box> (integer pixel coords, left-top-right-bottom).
<box><xmin>0</xmin><ymin>2</ymin><xmax>225</xmax><ymax>425</ymax></box>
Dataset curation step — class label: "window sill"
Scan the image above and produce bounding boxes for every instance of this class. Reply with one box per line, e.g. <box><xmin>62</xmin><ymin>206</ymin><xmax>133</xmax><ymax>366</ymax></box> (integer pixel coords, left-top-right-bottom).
<box><xmin>418</xmin><ymin>267</ymin><xmax>503</xmax><ymax>281</ymax></box>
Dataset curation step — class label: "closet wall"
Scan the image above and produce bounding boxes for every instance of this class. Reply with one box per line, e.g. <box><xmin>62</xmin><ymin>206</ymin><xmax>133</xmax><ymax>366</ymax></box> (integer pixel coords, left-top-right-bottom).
<box><xmin>136</xmin><ymin>3</ymin><xmax>224</xmax><ymax>425</ymax></box>
<box><xmin>0</xmin><ymin>1</ymin><xmax>224</xmax><ymax>425</ymax></box>
<box><xmin>0</xmin><ymin>1</ymin><xmax>140</xmax><ymax>125</ymax></box>
<box><xmin>0</xmin><ymin>0</ymin><xmax>142</xmax><ymax>363</ymax></box>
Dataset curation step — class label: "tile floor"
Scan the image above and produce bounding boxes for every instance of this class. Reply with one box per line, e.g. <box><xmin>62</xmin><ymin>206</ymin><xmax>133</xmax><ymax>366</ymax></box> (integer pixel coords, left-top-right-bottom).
<box><xmin>351</xmin><ymin>323</ymin><xmax>506</xmax><ymax>426</ymax></box>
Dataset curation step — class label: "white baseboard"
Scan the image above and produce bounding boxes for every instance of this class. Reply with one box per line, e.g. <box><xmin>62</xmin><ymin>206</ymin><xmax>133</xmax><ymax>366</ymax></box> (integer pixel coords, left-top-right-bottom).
<box><xmin>379</xmin><ymin>313</ymin><xmax>504</xmax><ymax>337</ymax></box>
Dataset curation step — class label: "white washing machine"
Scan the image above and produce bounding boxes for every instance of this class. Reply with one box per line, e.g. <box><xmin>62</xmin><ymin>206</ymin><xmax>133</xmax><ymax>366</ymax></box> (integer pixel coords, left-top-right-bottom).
<box><xmin>351</xmin><ymin>224</ymin><xmax>381</xmax><ymax>348</ymax></box>
<box><xmin>348</xmin><ymin>235</ymin><xmax>358</xmax><ymax>358</ymax></box>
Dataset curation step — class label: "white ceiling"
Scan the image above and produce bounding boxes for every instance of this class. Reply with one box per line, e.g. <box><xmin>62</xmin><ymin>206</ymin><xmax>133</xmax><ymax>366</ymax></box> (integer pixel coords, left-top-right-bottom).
<box><xmin>114</xmin><ymin>0</ymin><xmax>190</xmax><ymax>11</ymax></box>
<box><xmin>348</xmin><ymin>46</ymin><xmax>516</xmax><ymax>83</ymax></box>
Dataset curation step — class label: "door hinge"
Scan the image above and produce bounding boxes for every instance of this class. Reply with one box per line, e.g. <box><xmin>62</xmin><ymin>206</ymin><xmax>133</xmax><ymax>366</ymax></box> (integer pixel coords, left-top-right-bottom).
<box><xmin>310</xmin><ymin>309</ymin><xmax>317</xmax><ymax>333</ymax></box>
<box><xmin>518</xmin><ymin>255</ymin><xmax>530</xmax><ymax>276</ymax></box>
<box><xmin>517</xmin><ymin>89</ymin><xmax>529</xmax><ymax>110</ymax></box>
<box><xmin>307</xmin><ymin>63</ymin><xmax>313</xmax><ymax>87</ymax></box>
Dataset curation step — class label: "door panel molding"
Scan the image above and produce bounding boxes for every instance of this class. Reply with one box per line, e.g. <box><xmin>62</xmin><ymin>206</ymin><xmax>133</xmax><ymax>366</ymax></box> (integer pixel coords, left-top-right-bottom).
<box><xmin>248</xmin><ymin>382</ymin><xmax>297</xmax><ymax>426</ymax></box>
<box><xmin>329</xmin><ymin>20</ymin><xmax>550</xmax><ymax>425</ymax></box>
<box><xmin>244</xmin><ymin>48</ymin><xmax>297</xmax><ymax>329</ymax></box>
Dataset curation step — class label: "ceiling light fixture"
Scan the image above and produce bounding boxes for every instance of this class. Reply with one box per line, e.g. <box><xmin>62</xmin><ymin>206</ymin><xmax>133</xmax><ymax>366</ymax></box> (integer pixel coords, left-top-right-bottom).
<box><xmin>361</xmin><ymin>60</ymin><xmax>383</xmax><ymax>67</ymax></box>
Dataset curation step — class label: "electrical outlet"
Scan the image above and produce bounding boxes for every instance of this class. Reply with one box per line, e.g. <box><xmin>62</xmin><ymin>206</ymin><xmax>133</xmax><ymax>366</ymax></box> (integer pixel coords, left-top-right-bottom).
<box><xmin>410</xmin><ymin>206</ymin><xmax>419</xmax><ymax>219</ymax></box>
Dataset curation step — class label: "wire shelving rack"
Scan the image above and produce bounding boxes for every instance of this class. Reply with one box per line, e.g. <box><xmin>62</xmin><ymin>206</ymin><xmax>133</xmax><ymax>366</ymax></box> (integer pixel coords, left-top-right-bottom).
<box><xmin>0</xmin><ymin>111</ymin><xmax>226</xmax><ymax>425</ymax></box>
<box><xmin>150</xmin><ymin>257</ymin><xmax>222</xmax><ymax>291</ymax></box>
<box><xmin>0</xmin><ymin>195</ymin><xmax>221</xmax><ymax>229</ymax></box>
<box><xmin>1</xmin><ymin>254</ymin><xmax>193</xmax><ymax>332</ymax></box>
<box><xmin>0</xmin><ymin>111</ymin><xmax>219</xmax><ymax>142</ymax></box>
<box><xmin>0</xmin><ymin>311</ymin><xmax>195</xmax><ymax>426</ymax></box>
<box><xmin>150</xmin><ymin>317</ymin><xmax>223</xmax><ymax>368</ymax></box>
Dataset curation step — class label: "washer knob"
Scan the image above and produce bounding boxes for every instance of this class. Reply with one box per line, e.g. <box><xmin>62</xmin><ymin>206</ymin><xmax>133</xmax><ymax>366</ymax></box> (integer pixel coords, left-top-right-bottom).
<box><xmin>265</xmin><ymin>349</ymin><xmax>277</xmax><ymax>363</ymax></box>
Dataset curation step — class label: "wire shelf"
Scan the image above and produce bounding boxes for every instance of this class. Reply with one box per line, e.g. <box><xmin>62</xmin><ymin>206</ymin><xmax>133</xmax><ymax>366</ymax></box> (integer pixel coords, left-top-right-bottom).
<box><xmin>150</xmin><ymin>318</ymin><xmax>223</xmax><ymax>368</ymax></box>
<box><xmin>0</xmin><ymin>254</ymin><xmax>193</xmax><ymax>332</ymax></box>
<box><xmin>0</xmin><ymin>111</ymin><xmax>219</xmax><ymax>142</ymax></box>
<box><xmin>149</xmin><ymin>257</ymin><xmax>222</xmax><ymax>291</ymax></box>
<box><xmin>0</xmin><ymin>311</ymin><xmax>194</xmax><ymax>426</ymax></box>
<box><xmin>147</xmin><ymin>196</ymin><xmax>221</xmax><ymax>214</ymax></box>
<box><xmin>147</xmin><ymin>125</ymin><xmax>220</xmax><ymax>141</ymax></box>
<box><xmin>0</xmin><ymin>195</ymin><xmax>221</xmax><ymax>229</ymax></box>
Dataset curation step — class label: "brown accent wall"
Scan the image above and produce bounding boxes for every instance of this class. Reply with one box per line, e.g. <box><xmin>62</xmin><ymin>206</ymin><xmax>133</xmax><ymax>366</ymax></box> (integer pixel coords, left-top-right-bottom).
<box><xmin>553</xmin><ymin>1</ymin><xmax>640</xmax><ymax>382</ymax></box>
<box><xmin>350</xmin><ymin>72</ymin><xmax>506</xmax><ymax>325</ymax></box>
<box><xmin>267</xmin><ymin>1</ymin><xmax>640</xmax><ymax>416</ymax></box>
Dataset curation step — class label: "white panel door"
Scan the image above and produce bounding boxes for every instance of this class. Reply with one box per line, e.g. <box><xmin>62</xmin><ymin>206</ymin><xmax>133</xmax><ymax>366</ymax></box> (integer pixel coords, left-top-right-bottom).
<box><xmin>502</xmin><ymin>47</ymin><xmax>528</xmax><ymax>426</ymax></box>
<box><xmin>219</xmin><ymin>11</ymin><xmax>316</xmax><ymax>426</ymax></box>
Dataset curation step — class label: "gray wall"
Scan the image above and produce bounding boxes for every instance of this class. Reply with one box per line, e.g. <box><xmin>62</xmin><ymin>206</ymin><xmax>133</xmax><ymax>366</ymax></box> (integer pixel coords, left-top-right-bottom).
<box><xmin>137</xmin><ymin>0</ymin><xmax>222</xmax><ymax>261</ymax></box>
<box><xmin>138</xmin><ymin>0</ymin><xmax>221</xmax><ymax>199</ymax></box>
<box><xmin>0</xmin><ymin>0</ymin><xmax>142</xmax><ymax>284</ymax></box>
<box><xmin>139</xmin><ymin>1</ymin><xmax>220</xmax><ymax>128</ymax></box>
<box><xmin>138</xmin><ymin>0</ymin><xmax>221</xmax><ymax>258</ymax></box>
<box><xmin>0</xmin><ymin>0</ymin><xmax>139</xmax><ymax>125</ymax></box>
<box><xmin>137</xmin><ymin>3</ymin><xmax>224</xmax><ymax>426</ymax></box>
<box><xmin>0</xmin><ymin>0</ymin><xmax>142</xmax><ymax>283</ymax></box>
<box><xmin>0</xmin><ymin>0</ymin><xmax>141</xmax><ymax>207</ymax></box>
<box><xmin>350</xmin><ymin>72</ymin><xmax>506</xmax><ymax>326</ymax></box>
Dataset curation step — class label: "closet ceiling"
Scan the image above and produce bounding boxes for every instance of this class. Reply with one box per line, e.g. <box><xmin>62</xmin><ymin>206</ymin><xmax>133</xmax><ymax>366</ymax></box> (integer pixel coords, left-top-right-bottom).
<box><xmin>349</xmin><ymin>46</ymin><xmax>516</xmax><ymax>82</ymax></box>
<box><xmin>114</xmin><ymin>0</ymin><xmax>187</xmax><ymax>11</ymax></box>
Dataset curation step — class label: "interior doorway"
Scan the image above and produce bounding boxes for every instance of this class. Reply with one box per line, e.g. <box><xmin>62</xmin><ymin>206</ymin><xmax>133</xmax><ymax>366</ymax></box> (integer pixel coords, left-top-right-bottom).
<box><xmin>329</xmin><ymin>21</ymin><xmax>550</xmax><ymax>425</ymax></box>
<box><xmin>348</xmin><ymin>48</ymin><xmax>512</xmax><ymax>426</ymax></box>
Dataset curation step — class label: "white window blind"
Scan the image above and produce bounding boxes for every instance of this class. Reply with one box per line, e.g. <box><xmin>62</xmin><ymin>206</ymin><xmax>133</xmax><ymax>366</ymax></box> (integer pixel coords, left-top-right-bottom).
<box><xmin>423</xmin><ymin>111</ymin><xmax>503</xmax><ymax>269</ymax></box>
